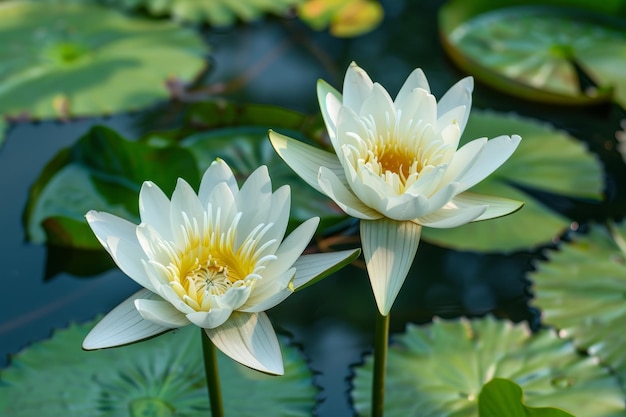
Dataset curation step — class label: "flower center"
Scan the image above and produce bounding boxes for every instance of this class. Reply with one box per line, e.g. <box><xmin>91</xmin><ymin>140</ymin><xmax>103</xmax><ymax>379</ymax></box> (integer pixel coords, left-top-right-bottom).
<box><xmin>155</xmin><ymin>210</ymin><xmax>276</xmax><ymax>312</ymax></box>
<box><xmin>376</xmin><ymin>145</ymin><xmax>419</xmax><ymax>181</ymax></box>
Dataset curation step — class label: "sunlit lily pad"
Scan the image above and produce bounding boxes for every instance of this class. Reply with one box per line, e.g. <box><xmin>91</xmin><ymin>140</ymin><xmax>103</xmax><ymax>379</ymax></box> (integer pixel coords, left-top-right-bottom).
<box><xmin>531</xmin><ymin>220</ymin><xmax>626</xmax><ymax>388</ymax></box>
<box><xmin>422</xmin><ymin>111</ymin><xmax>603</xmax><ymax>252</ymax></box>
<box><xmin>439</xmin><ymin>0</ymin><xmax>626</xmax><ymax>106</ymax></box>
<box><xmin>0</xmin><ymin>0</ymin><xmax>207</xmax><ymax>119</ymax></box>
<box><xmin>479</xmin><ymin>379</ymin><xmax>575</xmax><ymax>417</ymax></box>
<box><xmin>0</xmin><ymin>319</ymin><xmax>317</xmax><ymax>417</ymax></box>
<box><xmin>297</xmin><ymin>0</ymin><xmax>384</xmax><ymax>37</ymax></box>
<box><xmin>103</xmin><ymin>0</ymin><xmax>301</xmax><ymax>26</ymax></box>
<box><xmin>351</xmin><ymin>316</ymin><xmax>624</xmax><ymax>417</ymax></box>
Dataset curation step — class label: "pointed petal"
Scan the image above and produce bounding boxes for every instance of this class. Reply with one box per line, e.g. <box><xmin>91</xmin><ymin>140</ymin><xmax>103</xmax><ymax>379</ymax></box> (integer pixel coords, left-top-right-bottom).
<box><xmin>135</xmin><ymin>298</ymin><xmax>190</xmax><ymax>328</ymax></box>
<box><xmin>441</xmin><ymin>137</ymin><xmax>488</xmax><ymax>185</ymax></box>
<box><xmin>318</xmin><ymin>166</ymin><xmax>382</xmax><ymax>220</ymax></box>
<box><xmin>269</xmin><ymin>130</ymin><xmax>345</xmax><ymax>194</ymax></box>
<box><xmin>240</xmin><ymin>268</ymin><xmax>295</xmax><ymax>313</ymax></box>
<box><xmin>217</xmin><ymin>284</ymin><xmax>253</xmax><ymax>310</ymax></box>
<box><xmin>235</xmin><ymin>166</ymin><xmax>273</xmax><ymax>242</ymax></box>
<box><xmin>186</xmin><ymin>308</ymin><xmax>233</xmax><ymax>329</ymax></box>
<box><xmin>139</xmin><ymin>181</ymin><xmax>173</xmax><ymax>241</ymax></box>
<box><xmin>359</xmin><ymin>83</ymin><xmax>396</xmax><ymax>131</ymax></box>
<box><xmin>416</xmin><ymin>204</ymin><xmax>487</xmax><ymax>228</ymax></box>
<box><xmin>292</xmin><ymin>248</ymin><xmax>361</xmax><ymax>291</ymax></box>
<box><xmin>86</xmin><ymin>210</ymin><xmax>137</xmax><ymax>251</ymax></box>
<box><xmin>452</xmin><ymin>192</ymin><xmax>524</xmax><ymax>221</ymax></box>
<box><xmin>198</xmin><ymin>159</ymin><xmax>238</xmax><ymax>205</ymax></box>
<box><xmin>82</xmin><ymin>289</ymin><xmax>171</xmax><ymax>350</ymax></box>
<box><xmin>437</xmin><ymin>76</ymin><xmax>473</xmax><ymax>133</ymax></box>
<box><xmin>262</xmin><ymin>217</ymin><xmax>319</xmax><ymax>278</ymax></box>
<box><xmin>457</xmin><ymin>135</ymin><xmax>522</xmax><ymax>193</ymax></box>
<box><xmin>170</xmin><ymin>178</ymin><xmax>204</xmax><ymax>246</ymax></box>
<box><xmin>395</xmin><ymin>68</ymin><xmax>431</xmax><ymax>105</ymax></box>
<box><xmin>343</xmin><ymin>62</ymin><xmax>374</xmax><ymax>112</ymax></box>
<box><xmin>361</xmin><ymin>219</ymin><xmax>422</xmax><ymax>315</ymax></box>
<box><xmin>317</xmin><ymin>79</ymin><xmax>342</xmax><ymax>139</ymax></box>
<box><xmin>206</xmin><ymin>311</ymin><xmax>284</xmax><ymax>375</ymax></box>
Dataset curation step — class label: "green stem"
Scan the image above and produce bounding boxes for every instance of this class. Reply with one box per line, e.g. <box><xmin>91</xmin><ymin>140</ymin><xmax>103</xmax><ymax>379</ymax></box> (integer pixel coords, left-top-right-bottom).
<box><xmin>372</xmin><ymin>312</ymin><xmax>390</xmax><ymax>417</ymax></box>
<box><xmin>201</xmin><ymin>329</ymin><xmax>224</xmax><ymax>417</ymax></box>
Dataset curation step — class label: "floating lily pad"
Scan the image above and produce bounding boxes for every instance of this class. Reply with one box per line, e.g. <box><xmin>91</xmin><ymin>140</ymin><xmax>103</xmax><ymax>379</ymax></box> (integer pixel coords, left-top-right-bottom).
<box><xmin>531</xmin><ymin>220</ymin><xmax>626</xmax><ymax>389</ymax></box>
<box><xmin>0</xmin><ymin>0</ymin><xmax>207</xmax><ymax>119</ymax></box>
<box><xmin>422</xmin><ymin>111</ymin><xmax>603</xmax><ymax>252</ymax></box>
<box><xmin>297</xmin><ymin>0</ymin><xmax>384</xmax><ymax>37</ymax></box>
<box><xmin>479</xmin><ymin>379</ymin><xmax>576</xmax><ymax>417</ymax></box>
<box><xmin>440</xmin><ymin>0</ymin><xmax>626</xmax><ymax>106</ymax></box>
<box><xmin>24</xmin><ymin>125</ymin><xmax>200</xmax><ymax>247</ymax></box>
<box><xmin>103</xmin><ymin>0</ymin><xmax>301</xmax><ymax>26</ymax></box>
<box><xmin>351</xmin><ymin>316</ymin><xmax>624</xmax><ymax>417</ymax></box>
<box><xmin>0</xmin><ymin>319</ymin><xmax>317</xmax><ymax>417</ymax></box>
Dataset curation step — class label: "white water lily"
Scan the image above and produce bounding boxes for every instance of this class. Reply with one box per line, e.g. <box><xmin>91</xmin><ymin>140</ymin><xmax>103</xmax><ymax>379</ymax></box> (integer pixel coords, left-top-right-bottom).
<box><xmin>83</xmin><ymin>159</ymin><xmax>359</xmax><ymax>375</ymax></box>
<box><xmin>269</xmin><ymin>62</ymin><xmax>522</xmax><ymax>315</ymax></box>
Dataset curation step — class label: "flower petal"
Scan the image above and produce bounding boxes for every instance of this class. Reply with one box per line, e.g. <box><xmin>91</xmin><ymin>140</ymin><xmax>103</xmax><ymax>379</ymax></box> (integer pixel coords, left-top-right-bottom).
<box><xmin>416</xmin><ymin>204</ymin><xmax>487</xmax><ymax>228</ymax></box>
<box><xmin>206</xmin><ymin>311</ymin><xmax>283</xmax><ymax>375</ymax></box>
<box><xmin>451</xmin><ymin>192</ymin><xmax>524</xmax><ymax>221</ymax></box>
<box><xmin>217</xmin><ymin>284</ymin><xmax>253</xmax><ymax>311</ymax></box>
<box><xmin>240</xmin><ymin>268</ymin><xmax>295</xmax><ymax>313</ymax></box>
<box><xmin>318</xmin><ymin>166</ymin><xmax>382</xmax><ymax>220</ymax></box>
<box><xmin>186</xmin><ymin>308</ymin><xmax>233</xmax><ymax>329</ymax></box>
<box><xmin>262</xmin><ymin>217</ymin><xmax>319</xmax><ymax>278</ymax></box>
<box><xmin>361</xmin><ymin>219</ymin><xmax>422</xmax><ymax>315</ymax></box>
<box><xmin>291</xmin><ymin>248</ymin><xmax>361</xmax><ymax>291</ymax></box>
<box><xmin>86</xmin><ymin>211</ymin><xmax>155</xmax><ymax>291</ymax></box>
<box><xmin>343</xmin><ymin>61</ymin><xmax>374</xmax><ymax>112</ymax></box>
<box><xmin>170</xmin><ymin>178</ymin><xmax>205</xmax><ymax>247</ymax></box>
<box><xmin>139</xmin><ymin>181</ymin><xmax>172</xmax><ymax>241</ymax></box>
<box><xmin>317</xmin><ymin>79</ymin><xmax>342</xmax><ymax>139</ymax></box>
<box><xmin>82</xmin><ymin>289</ymin><xmax>171</xmax><ymax>350</ymax></box>
<box><xmin>359</xmin><ymin>83</ymin><xmax>396</xmax><ymax>131</ymax></box>
<box><xmin>198</xmin><ymin>159</ymin><xmax>238</xmax><ymax>205</ymax></box>
<box><xmin>395</xmin><ymin>87</ymin><xmax>437</xmax><ymax>132</ymax></box>
<box><xmin>456</xmin><ymin>134</ymin><xmax>522</xmax><ymax>193</ymax></box>
<box><xmin>269</xmin><ymin>130</ymin><xmax>345</xmax><ymax>194</ymax></box>
<box><xmin>135</xmin><ymin>298</ymin><xmax>190</xmax><ymax>328</ymax></box>
<box><xmin>395</xmin><ymin>67</ymin><xmax>431</xmax><ymax>105</ymax></box>
<box><xmin>437</xmin><ymin>76</ymin><xmax>473</xmax><ymax>133</ymax></box>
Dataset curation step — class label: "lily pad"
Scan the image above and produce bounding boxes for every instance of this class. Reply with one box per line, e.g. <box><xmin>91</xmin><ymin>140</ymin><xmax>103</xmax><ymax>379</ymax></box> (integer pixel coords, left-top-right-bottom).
<box><xmin>422</xmin><ymin>111</ymin><xmax>603</xmax><ymax>252</ymax></box>
<box><xmin>479</xmin><ymin>379</ymin><xmax>576</xmax><ymax>417</ymax></box>
<box><xmin>0</xmin><ymin>0</ymin><xmax>207</xmax><ymax>119</ymax></box>
<box><xmin>0</xmin><ymin>319</ymin><xmax>317</xmax><ymax>417</ymax></box>
<box><xmin>103</xmin><ymin>0</ymin><xmax>302</xmax><ymax>26</ymax></box>
<box><xmin>439</xmin><ymin>0</ymin><xmax>626</xmax><ymax>106</ymax></box>
<box><xmin>531</xmin><ymin>220</ymin><xmax>626</xmax><ymax>388</ymax></box>
<box><xmin>351</xmin><ymin>316</ymin><xmax>624</xmax><ymax>417</ymax></box>
<box><xmin>297</xmin><ymin>0</ymin><xmax>384</xmax><ymax>37</ymax></box>
<box><xmin>24</xmin><ymin>125</ymin><xmax>200</xmax><ymax>247</ymax></box>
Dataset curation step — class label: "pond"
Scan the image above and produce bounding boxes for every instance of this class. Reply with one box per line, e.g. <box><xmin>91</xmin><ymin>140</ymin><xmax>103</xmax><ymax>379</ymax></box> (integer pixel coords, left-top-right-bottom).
<box><xmin>2</xmin><ymin>1</ymin><xmax>626</xmax><ymax>416</ymax></box>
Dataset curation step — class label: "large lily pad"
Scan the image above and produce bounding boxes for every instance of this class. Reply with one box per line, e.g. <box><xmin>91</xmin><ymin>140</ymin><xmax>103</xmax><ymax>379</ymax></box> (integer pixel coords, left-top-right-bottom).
<box><xmin>440</xmin><ymin>0</ymin><xmax>626</xmax><ymax>106</ymax></box>
<box><xmin>531</xmin><ymin>220</ymin><xmax>626</xmax><ymax>388</ymax></box>
<box><xmin>103</xmin><ymin>0</ymin><xmax>302</xmax><ymax>26</ymax></box>
<box><xmin>0</xmin><ymin>319</ymin><xmax>317</xmax><ymax>417</ymax></box>
<box><xmin>0</xmin><ymin>0</ymin><xmax>207</xmax><ymax>119</ymax></box>
<box><xmin>422</xmin><ymin>111</ymin><xmax>603</xmax><ymax>252</ymax></box>
<box><xmin>351</xmin><ymin>316</ymin><xmax>624</xmax><ymax>417</ymax></box>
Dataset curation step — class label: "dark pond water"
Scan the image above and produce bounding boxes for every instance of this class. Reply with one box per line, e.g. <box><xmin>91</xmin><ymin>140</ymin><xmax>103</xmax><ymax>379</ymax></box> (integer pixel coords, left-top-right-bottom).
<box><xmin>2</xmin><ymin>1</ymin><xmax>626</xmax><ymax>416</ymax></box>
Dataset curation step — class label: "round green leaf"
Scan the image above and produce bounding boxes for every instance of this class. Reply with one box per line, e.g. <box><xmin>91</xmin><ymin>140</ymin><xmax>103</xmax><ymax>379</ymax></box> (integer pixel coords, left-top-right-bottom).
<box><xmin>422</xmin><ymin>111</ymin><xmax>604</xmax><ymax>252</ymax></box>
<box><xmin>351</xmin><ymin>317</ymin><xmax>624</xmax><ymax>417</ymax></box>
<box><xmin>531</xmin><ymin>220</ymin><xmax>626</xmax><ymax>389</ymax></box>
<box><xmin>440</xmin><ymin>1</ymin><xmax>626</xmax><ymax>106</ymax></box>
<box><xmin>0</xmin><ymin>0</ymin><xmax>207</xmax><ymax>119</ymax></box>
<box><xmin>479</xmin><ymin>379</ymin><xmax>575</xmax><ymax>417</ymax></box>
<box><xmin>104</xmin><ymin>0</ymin><xmax>302</xmax><ymax>26</ymax></box>
<box><xmin>0</xmin><ymin>319</ymin><xmax>317</xmax><ymax>417</ymax></box>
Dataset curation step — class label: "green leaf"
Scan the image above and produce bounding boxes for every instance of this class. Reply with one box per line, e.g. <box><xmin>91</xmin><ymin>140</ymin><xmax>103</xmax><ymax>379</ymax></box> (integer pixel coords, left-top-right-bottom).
<box><xmin>103</xmin><ymin>0</ymin><xmax>302</xmax><ymax>26</ymax></box>
<box><xmin>297</xmin><ymin>0</ymin><xmax>384</xmax><ymax>37</ymax></box>
<box><xmin>0</xmin><ymin>0</ymin><xmax>207</xmax><ymax>119</ymax></box>
<box><xmin>25</xmin><ymin>126</ymin><xmax>199</xmax><ymax>247</ymax></box>
<box><xmin>0</xmin><ymin>320</ymin><xmax>317</xmax><ymax>417</ymax></box>
<box><xmin>422</xmin><ymin>111</ymin><xmax>604</xmax><ymax>252</ymax></box>
<box><xmin>351</xmin><ymin>316</ymin><xmax>624</xmax><ymax>417</ymax></box>
<box><xmin>531</xmin><ymin>220</ymin><xmax>626</xmax><ymax>391</ymax></box>
<box><xmin>180</xmin><ymin>126</ymin><xmax>347</xmax><ymax>231</ymax></box>
<box><xmin>479</xmin><ymin>379</ymin><xmax>576</xmax><ymax>417</ymax></box>
<box><xmin>439</xmin><ymin>1</ymin><xmax>626</xmax><ymax>106</ymax></box>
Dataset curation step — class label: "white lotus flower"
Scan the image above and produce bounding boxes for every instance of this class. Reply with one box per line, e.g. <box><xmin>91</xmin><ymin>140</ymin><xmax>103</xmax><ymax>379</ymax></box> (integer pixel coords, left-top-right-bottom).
<box><xmin>269</xmin><ymin>62</ymin><xmax>522</xmax><ymax>315</ymax></box>
<box><xmin>83</xmin><ymin>159</ymin><xmax>359</xmax><ymax>375</ymax></box>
